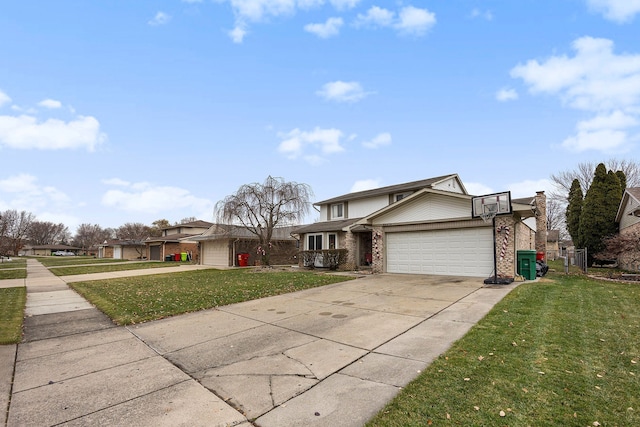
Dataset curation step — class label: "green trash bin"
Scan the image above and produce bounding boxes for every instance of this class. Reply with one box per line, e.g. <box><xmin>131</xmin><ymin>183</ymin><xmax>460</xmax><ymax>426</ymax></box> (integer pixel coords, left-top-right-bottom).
<box><xmin>181</xmin><ymin>252</ymin><xmax>187</xmax><ymax>262</ymax></box>
<box><xmin>517</xmin><ymin>250</ymin><xmax>537</xmax><ymax>280</ymax></box>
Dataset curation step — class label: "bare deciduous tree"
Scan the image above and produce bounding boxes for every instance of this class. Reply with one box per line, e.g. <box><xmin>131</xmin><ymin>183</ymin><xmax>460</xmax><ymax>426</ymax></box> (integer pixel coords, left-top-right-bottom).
<box><xmin>27</xmin><ymin>221</ymin><xmax>70</xmax><ymax>245</ymax></box>
<box><xmin>0</xmin><ymin>210</ymin><xmax>35</xmax><ymax>256</ymax></box>
<box><xmin>73</xmin><ymin>224</ymin><xmax>113</xmax><ymax>252</ymax></box>
<box><xmin>595</xmin><ymin>231</ymin><xmax>640</xmax><ymax>268</ymax></box>
<box><xmin>550</xmin><ymin>158</ymin><xmax>640</xmax><ymax>199</ymax></box>
<box><xmin>116</xmin><ymin>222</ymin><xmax>151</xmax><ymax>258</ymax></box>
<box><xmin>215</xmin><ymin>176</ymin><xmax>313</xmax><ymax>266</ymax></box>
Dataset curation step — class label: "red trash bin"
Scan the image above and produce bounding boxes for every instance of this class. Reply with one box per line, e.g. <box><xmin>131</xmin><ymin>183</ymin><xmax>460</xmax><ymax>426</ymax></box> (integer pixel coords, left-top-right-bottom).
<box><xmin>237</xmin><ymin>253</ymin><xmax>249</xmax><ymax>267</ymax></box>
<box><xmin>536</xmin><ymin>251</ymin><xmax>545</xmax><ymax>261</ymax></box>
<box><xmin>174</xmin><ymin>253</ymin><xmax>180</xmax><ymax>261</ymax></box>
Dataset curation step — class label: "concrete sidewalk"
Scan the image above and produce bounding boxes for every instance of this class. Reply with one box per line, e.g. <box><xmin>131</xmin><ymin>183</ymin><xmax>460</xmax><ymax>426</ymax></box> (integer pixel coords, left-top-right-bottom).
<box><xmin>2</xmin><ymin>260</ymin><xmax>519</xmax><ymax>426</ymax></box>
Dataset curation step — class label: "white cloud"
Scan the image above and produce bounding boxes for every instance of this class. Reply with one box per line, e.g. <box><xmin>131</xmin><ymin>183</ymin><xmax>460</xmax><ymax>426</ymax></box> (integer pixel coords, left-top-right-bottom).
<box><xmin>465</xmin><ymin>182</ymin><xmax>494</xmax><ymax>196</ymax></box>
<box><xmin>511</xmin><ymin>37</ymin><xmax>640</xmax><ymax>111</ymax></box>
<box><xmin>511</xmin><ymin>36</ymin><xmax>640</xmax><ymax>153</ymax></box>
<box><xmin>278</xmin><ymin>127</ymin><xmax>345</xmax><ymax>162</ymax></box>
<box><xmin>148</xmin><ymin>11</ymin><xmax>171</xmax><ymax>26</ymax></box>
<box><xmin>0</xmin><ymin>173</ymin><xmax>73</xmax><ymax>216</ymax></box>
<box><xmin>316</xmin><ymin>80</ymin><xmax>369</xmax><ymax>102</ymax></box>
<box><xmin>507</xmin><ymin>179</ymin><xmax>553</xmax><ymax>198</ymax></box>
<box><xmin>0</xmin><ymin>90</ymin><xmax>11</xmax><ymax>107</ymax></box>
<box><xmin>304</xmin><ymin>17</ymin><xmax>343</xmax><ymax>38</ymax></box>
<box><xmin>395</xmin><ymin>6</ymin><xmax>436</xmax><ymax>36</ymax></box>
<box><xmin>101</xmin><ymin>178</ymin><xmax>131</xmax><ymax>187</ymax></box>
<box><xmin>350</xmin><ymin>179</ymin><xmax>381</xmax><ymax>193</ymax></box>
<box><xmin>354</xmin><ymin>6</ymin><xmax>395</xmax><ymax>27</ymax></box>
<box><xmin>561</xmin><ymin>128</ymin><xmax>629</xmax><ymax>152</ymax></box>
<box><xmin>38</xmin><ymin>99</ymin><xmax>62</xmax><ymax>109</ymax></box>
<box><xmin>0</xmin><ymin>114</ymin><xmax>105</xmax><ymax>151</ymax></box>
<box><xmin>496</xmin><ymin>88</ymin><xmax>518</xmax><ymax>102</ymax></box>
<box><xmin>101</xmin><ymin>180</ymin><xmax>213</xmax><ymax>215</ymax></box>
<box><xmin>362</xmin><ymin>132</ymin><xmax>391</xmax><ymax>149</ymax></box>
<box><xmin>229</xmin><ymin>25</ymin><xmax>248</xmax><ymax>43</ymax></box>
<box><xmin>470</xmin><ymin>8</ymin><xmax>493</xmax><ymax>21</ymax></box>
<box><xmin>353</xmin><ymin>5</ymin><xmax>435</xmax><ymax>36</ymax></box>
<box><xmin>586</xmin><ymin>0</ymin><xmax>640</xmax><ymax>23</ymax></box>
<box><xmin>329</xmin><ymin>0</ymin><xmax>361</xmax><ymax>10</ymax></box>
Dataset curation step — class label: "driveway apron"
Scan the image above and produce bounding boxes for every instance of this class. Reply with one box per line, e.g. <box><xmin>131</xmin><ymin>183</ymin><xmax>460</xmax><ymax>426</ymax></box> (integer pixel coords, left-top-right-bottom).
<box><xmin>3</xmin><ymin>260</ymin><xmax>518</xmax><ymax>427</ymax></box>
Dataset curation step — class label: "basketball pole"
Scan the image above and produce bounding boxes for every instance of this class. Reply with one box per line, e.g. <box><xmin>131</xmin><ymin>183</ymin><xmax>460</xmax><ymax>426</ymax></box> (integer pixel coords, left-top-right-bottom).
<box><xmin>491</xmin><ymin>215</ymin><xmax>497</xmax><ymax>284</ymax></box>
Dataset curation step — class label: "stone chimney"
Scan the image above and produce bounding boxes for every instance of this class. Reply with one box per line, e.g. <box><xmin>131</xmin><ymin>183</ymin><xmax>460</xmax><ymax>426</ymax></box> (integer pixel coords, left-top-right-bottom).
<box><xmin>534</xmin><ymin>191</ymin><xmax>547</xmax><ymax>259</ymax></box>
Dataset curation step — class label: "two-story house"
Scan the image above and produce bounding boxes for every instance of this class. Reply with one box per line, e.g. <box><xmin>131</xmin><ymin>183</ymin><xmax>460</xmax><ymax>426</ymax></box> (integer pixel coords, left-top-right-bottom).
<box><xmin>615</xmin><ymin>187</ymin><xmax>640</xmax><ymax>271</ymax></box>
<box><xmin>295</xmin><ymin>174</ymin><xmax>546</xmax><ymax>280</ymax></box>
<box><xmin>145</xmin><ymin>220</ymin><xmax>213</xmax><ymax>262</ymax></box>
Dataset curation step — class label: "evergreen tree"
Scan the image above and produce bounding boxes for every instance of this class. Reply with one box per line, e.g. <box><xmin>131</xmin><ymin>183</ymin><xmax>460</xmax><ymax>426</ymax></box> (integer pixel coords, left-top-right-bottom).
<box><xmin>566</xmin><ymin>179</ymin><xmax>583</xmax><ymax>244</ymax></box>
<box><xmin>616</xmin><ymin>170</ymin><xmax>627</xmax><ymax>191</ymax></box>
<box><xmin>578</xmin><ymin>164</ymin><xmax>622</xmax><ymax>264</ymax></box>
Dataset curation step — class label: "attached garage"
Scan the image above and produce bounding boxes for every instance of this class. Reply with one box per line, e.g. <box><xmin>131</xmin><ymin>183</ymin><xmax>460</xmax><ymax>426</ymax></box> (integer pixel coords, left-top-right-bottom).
<box><xmin>201</xmin><ymin>240</ymin><xmax>229</xmax><ymax>266</ymax></box>
<box><xmin>386</xmin><ymin>227</ymin><xmax>494</xmax><ymax>277</ymax></box>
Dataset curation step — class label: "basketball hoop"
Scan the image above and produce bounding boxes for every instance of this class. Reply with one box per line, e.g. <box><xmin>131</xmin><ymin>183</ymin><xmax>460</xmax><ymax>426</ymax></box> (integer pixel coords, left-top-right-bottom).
<box><xmin>479</xmin><ymin>211</ymin><xmax>497</xmax><ymax>223</ymax></box>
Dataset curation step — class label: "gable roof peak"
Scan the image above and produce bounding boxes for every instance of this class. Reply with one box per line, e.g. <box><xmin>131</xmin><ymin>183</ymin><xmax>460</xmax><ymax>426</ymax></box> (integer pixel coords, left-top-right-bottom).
<box><xmin>316</xmin><ymin>174</ymin><xmax>462</xmax><ymax>205</ymax></box>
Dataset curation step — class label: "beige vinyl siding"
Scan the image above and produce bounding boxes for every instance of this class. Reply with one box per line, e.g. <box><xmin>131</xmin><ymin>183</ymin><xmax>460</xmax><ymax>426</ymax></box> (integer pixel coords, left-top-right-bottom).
<box><xmin>620</xmin><ymin>197</ymin><xmax>640</xmax><ymax>230</ymax></box>
<box><xmin>348</xmin><ymin>195</ymin><xmax>389</xmax><ymax>218</ymax></box>
<box><xmin>372</xmin><ymin>194</ymin><xmax>470</xmax><ymax>225</ymax></box>
<box><xmin>432</xmin><ymin>177</ymin><xmax>464</xmax><ymax>194</ymax></box>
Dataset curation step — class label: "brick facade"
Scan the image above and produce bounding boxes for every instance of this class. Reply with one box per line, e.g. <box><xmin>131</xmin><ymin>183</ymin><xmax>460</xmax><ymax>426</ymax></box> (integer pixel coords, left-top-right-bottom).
<box><xmin>619</xmin><ymin>222</ymin><xmax>640</xmax><ymax>271</ymax></box>
<box><xmin>371</xmin><ymin>227</ymin><xmax>384</xmax><ymax>274</ymax></box>
<box><xmin>343</xmin><ymin>231</ymin><xmax>356</xmax><ymax>270</ymax></box>
<box><xmin>534</xmin><ymin>191</ymin><xmax>547</xmax><ymax>259</ymax></box>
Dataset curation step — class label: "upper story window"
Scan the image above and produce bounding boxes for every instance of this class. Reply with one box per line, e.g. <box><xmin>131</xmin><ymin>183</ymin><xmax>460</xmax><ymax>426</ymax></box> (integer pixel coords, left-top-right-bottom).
<box><xmin>331</xmin><ymin>203</ymin><xmax>344</xmax><ymax>219</ymax></box>
<box><xmin>394</xmin><ymin>192</ymin><xmax>412</xmax><ymax>202</ymax></box>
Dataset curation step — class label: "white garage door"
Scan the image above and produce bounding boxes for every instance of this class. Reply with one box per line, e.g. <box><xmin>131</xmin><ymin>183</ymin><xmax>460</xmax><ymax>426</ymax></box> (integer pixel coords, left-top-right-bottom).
<box><xmin>202</xmin><ymin>241</ymin><xmax>228</xmax><ymax>266</ymax></box>
<box><xmin>386</xmin><ymin>228</ymin><xmax>493</xmax><ymax>277</ymax></box>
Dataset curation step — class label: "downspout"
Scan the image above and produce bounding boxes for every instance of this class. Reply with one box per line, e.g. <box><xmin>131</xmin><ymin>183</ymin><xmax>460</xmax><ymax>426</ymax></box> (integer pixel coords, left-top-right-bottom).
<box><xmin>232</xmin><ymin>238</ymin><xmax>240</xmax><ymax>267</ymax></box>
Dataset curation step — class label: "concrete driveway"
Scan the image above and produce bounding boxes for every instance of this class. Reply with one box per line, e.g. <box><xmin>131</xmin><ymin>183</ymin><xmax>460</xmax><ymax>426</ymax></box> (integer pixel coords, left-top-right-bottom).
<box><xmin>130</xmin><ymin>273</ymin><xmax>516</xmax><ymax>426</ymax></box>
<box><xmin>5</xmin><ymin>264</ymin><xmax>518</xmax><ymax>427</ymax></box>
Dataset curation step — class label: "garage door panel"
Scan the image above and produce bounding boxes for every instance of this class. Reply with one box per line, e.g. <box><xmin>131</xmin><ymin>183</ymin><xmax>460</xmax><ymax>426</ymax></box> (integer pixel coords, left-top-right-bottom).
<box><xmin>386</xmin><ymin>228</ymin><xmax>493</xmax><ymax>277</ymax></box>
<box><xmin>202</xmin><ymin>241</ymin><xmax>228</xmax><ymax>266</ymax></box>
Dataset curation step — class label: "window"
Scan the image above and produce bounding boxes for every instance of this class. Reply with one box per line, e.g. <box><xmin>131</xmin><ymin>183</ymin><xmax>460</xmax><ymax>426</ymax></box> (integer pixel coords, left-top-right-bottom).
<box><xmin>329</xmin><ymin>234</ymin><xmax>337</xmax><ymax>250</ymax></box>
<box><xmin>331</xmin><ymin>203</ymin><xmax>344</xmax><ymax>219</ymax></box>
<box><xmin>308</xmin><ymin>234</ymin><xmax>322</xmax><ymax>250</ymax></box>
<box><xmin>394</xmin><ymin>192</ymin><xmax>412</xmax><ymax>202</ymax></box>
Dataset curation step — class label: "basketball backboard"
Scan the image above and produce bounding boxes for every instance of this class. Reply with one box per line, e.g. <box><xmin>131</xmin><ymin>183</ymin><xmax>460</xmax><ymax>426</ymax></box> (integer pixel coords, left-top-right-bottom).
<box><xmin>471</xmin><ymin>191</ymin><xmax>512</xmax><ymax>220</ymax></box>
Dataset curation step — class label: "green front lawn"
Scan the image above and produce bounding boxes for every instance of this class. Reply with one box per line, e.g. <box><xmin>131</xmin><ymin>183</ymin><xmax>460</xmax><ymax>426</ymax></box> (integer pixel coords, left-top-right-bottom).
<box><xmin>0</xmin><ymin>269</ymin><xmax>27</xmax><ymax>280</ymax></box>
<box><xmin>69</xmin><ymin>269</ymin><xmax>354</xmax><ymax>324</ymax></box>
<box><xmin>0</xmin><ymin>287</ymin><xmax>26</xmax><ymax>344</ymax></box>
<box><xmin>0</xmin><ymin>258</ymin><xmax>26</xmax><ymax>269</ymax></box>
<box><xmin>367</xmin><ymin>272</ymin><xmax>640</xmax><ymax>426</ymax></box>
<box><xmin>38</xmin><ymin>257</ymin><xmax>131</xmax><ymax>267</ymax></box>
<box><xmin>49</xmin><ymin>261</ymin><xmax>178</xmax><ymax>276</ymax></box>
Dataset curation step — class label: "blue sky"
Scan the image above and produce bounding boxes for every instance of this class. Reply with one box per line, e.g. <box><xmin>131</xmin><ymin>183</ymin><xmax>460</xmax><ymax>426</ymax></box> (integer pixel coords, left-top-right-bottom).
<box><xmin>1</xmin><ymin>0</ymin><xmax>640</xmax><ymax>231</ymax></box>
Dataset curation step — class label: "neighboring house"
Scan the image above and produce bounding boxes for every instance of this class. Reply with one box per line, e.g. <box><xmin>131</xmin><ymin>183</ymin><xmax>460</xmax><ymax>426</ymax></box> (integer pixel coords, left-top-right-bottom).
<box><xmin>546</xmin><ymin>230</ymin><xmax>560</xmax><ymax>260</ymax></box>
<box><xmin>98</xmin><ymin>240</ymin><xmax>147</xmax><ymax>260</ymax></box>
<box><xmin>294</xmin><ymin>174</ymin><xmax>547</xmax><ymax>279</ymax></box>
<box><xmin>145</xmin><ymin>220</ymin><xmax>213</xmax><ymax>262</ymax></box>
<box><xmin>191</xmin><ymin>224</ymin><xmax>299</xmax><ymax>267</ymax></box>
<box><xmin>615</xmin><ymin>187</ymin><xmax>640</xmax><ymax>271</ymax></box>
<box><xmin>20</xmin><ymin>244</ymin><xmax>81</xmax><ymax>256</ymax></box>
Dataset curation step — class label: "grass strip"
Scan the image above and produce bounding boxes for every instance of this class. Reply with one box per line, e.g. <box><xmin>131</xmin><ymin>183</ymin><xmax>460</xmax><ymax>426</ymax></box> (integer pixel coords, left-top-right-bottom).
<box><xmin>69</xmin><ymin>269</ymin><xmax>353</xmax><ymax>325</ymax></box>
<box><xmin>0</xmin><ymin>258</ymin><xmax>26</xmax><ymax>269</ymax></box>
<box><xmin>367</xmin><ymin>273</ymin><xmax>640</xmax><ymax>426</ymax></box>
<box><xmin>0</xmin><ymin>287</ymin><xmax>26</xmax><ymax>344</ymax></box>
<box><xmin>38</xmin><ymin>257</ymin><xmax>131</xmax><ymax>267</ymax></box>
<box><xmin>49</xmin><ymin>261</ymin><xmax>179</xmax><ymax>276</ymax></box>
<box><xmin>0</xmin><ymin>269</ymin><xmax>27</xmax><ymax>280</ymax></box>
